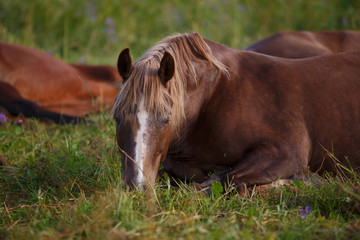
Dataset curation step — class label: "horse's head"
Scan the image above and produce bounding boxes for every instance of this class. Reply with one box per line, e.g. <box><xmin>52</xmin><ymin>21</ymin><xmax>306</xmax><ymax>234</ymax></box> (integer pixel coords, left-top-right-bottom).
<box><xmin>113</xmin><ymin>48</ymin><xmax>175</xmax><ymax>190</ymax></box>
<box><xmin>113</xmin><ymin>33</ymin><xmax>228</xmax><ymax>190</ymax></box>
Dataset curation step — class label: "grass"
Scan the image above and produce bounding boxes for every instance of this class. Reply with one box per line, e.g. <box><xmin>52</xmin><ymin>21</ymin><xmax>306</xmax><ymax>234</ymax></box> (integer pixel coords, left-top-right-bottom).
<box><xmin>1</xmin><ymin>115</ymin><xmax>360</xmax><ymax>239</ymax></box>
<box><xmin>1</xmin><ymin>0</ymin><xmax>359</xmax><ymax>63</ymax></box>
<box><xmin>1</xmin><ymin>0</ymin><xmax>360</xmax><ymax>239</ymax></box>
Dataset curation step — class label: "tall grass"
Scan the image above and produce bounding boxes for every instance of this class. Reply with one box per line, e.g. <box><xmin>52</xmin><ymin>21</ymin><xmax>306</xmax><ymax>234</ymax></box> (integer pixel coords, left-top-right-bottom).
<box><xmin>1</xmin><ymin>0</ymin><xmax>360</xmax><ymax>239</ymax></box>
<box><xmin>1</xmin><ymin>0</ymin><xmax>359</xmax><ymax>62</ymax></box>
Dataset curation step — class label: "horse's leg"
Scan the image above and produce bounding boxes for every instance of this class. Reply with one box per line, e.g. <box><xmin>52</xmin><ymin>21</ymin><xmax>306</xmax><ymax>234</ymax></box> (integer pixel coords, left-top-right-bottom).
<box><xmin>161</xmin><ymin>159</ymin><xmax>212</xmax><ymax>185</ymax></box>
<box><xmin>228</xmin><ymin>141</ymin><xmax>311</xmax><ymax>194</ymax></box>
<box><xmin>192</xmin><ymin>137</ymin><xmax>311</xmax><ymax>195</ymax></box>
<box><xmin>199</xmin><ymin>171</ymin><xmax>326</xmax><ymax>196</ymax></box>
<box><xmin>191</xmin><ymin>170</ymin><xmax>228</xmax><ymax>194</ymax></box>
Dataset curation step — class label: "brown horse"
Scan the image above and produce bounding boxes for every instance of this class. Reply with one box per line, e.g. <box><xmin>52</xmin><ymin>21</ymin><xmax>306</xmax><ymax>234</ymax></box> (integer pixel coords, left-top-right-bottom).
<box><xmin>113</xmin><ymin>32</ymin><xmax>360</xmax><ymax>192</ymax></box>
<box><xmin>0</xmin><ymin>42</ymin><xmax>121</xmax><ymax>123</ymax></box>
<box><xmin>246</xmin><ymin>30</ymin><xmax>360</xmax><ymax>58</ymax></box>
<box><xmin>0</xmin><ymin>82</ymin><xmax>85</xmax><ymax>123</ymax></box>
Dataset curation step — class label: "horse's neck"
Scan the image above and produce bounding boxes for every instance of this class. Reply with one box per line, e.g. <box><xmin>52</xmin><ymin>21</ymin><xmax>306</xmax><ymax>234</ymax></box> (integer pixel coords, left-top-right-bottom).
<box><xmin>204</xmin><ymin>39</ymin><xmax>241</xmax><ymax>65</ymax></box>
<box><xmin>169</xmin><ymin>40</ymin><xmax>238</xmax><ymax>144</ymax></box>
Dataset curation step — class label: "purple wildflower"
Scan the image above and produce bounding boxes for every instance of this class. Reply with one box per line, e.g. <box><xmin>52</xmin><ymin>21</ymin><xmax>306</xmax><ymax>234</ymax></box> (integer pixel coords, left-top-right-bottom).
<box><xmin>104</xmin><ymin>17</ymin><xmax>114</xmax><ymax>26</ymax></box>
<box><xmin>0</xmin><ymin>113</ymin><xmax>6</xmax><ymax>123</ymax></box>
<box><xmin>300</xmin><ymin>209</ymin><xmax>307</xmax><ymax>219</ymax></box>
<box><xmin>300</xmin><ymin>206</ymin><xmax>311</xmax><ymax>219</ymax></box>
<box><xmin>17</xmin><ymin>119</ymin><xmax>23</xmax><ymax>124</ymax></box>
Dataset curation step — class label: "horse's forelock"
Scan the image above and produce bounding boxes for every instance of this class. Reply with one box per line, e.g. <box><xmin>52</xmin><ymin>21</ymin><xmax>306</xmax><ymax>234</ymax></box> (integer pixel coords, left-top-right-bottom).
<box><xmin>112</xmin><ymin>32</ymin><xmax>228</xmax><ymax>132</ymax></box>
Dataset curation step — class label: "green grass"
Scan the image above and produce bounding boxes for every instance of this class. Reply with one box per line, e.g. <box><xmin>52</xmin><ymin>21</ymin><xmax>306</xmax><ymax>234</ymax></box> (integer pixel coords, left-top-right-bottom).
<box><xmin>1</xmin><ymin>0</ymin><xmax>359</xmax><ymax>63</ymax></box>
<box><xmin>1</xmin><ymin>0</ymin><xmax>360</xmax><ymax>239</ymax></box>
<box><xmin>1</xmin><ymin>115</ymin><xmax>360</xmax><ymax>239</ymax></box>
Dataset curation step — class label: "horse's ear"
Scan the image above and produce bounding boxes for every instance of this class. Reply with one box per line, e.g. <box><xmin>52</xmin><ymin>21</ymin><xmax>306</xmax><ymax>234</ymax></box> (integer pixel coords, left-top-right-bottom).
<box><xmin>117</xmin><ymin>48</ymin><xmax>133</xmax><ymax>81</ymax></box>
<box><xmin>158</xmin><ymin>51</ymin><xmax>175</xmax><ymax>85</ymax></box>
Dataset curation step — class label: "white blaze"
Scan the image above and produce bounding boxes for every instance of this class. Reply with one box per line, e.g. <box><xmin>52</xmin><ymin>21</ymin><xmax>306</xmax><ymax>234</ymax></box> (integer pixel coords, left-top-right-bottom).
<box><xmin>134</xmin><ymin>96</ymin><xmax>148</xmax><ymax>189</ymax></box>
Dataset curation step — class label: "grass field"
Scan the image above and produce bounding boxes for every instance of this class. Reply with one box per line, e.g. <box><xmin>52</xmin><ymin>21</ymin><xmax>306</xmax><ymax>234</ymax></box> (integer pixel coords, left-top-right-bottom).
<box><xmin>1</xmin><ymin>0</ymin><xmax>360</xmax><ymax>239</ymax></box>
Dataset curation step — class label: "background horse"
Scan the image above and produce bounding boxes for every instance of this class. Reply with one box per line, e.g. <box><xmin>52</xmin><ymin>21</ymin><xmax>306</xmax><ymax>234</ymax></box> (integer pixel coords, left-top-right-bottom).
<box><xmin>113</xmin><ymin>32</ymin><xmax>360</xmax><ymax>192</ymax></box>
<box><xmin>246</xmin><ymin>30</ymin><xmax>360</xmax><ymax>58</ymax></box>
<box><xmin>0</xmin><ymin>82</ymin><xmax>85</xmax><ymax>123</ymax></box>
<box><xmin>0</xmin><ymin>42</ymin><xmax>121</xmax><ymax>123</ymax></box>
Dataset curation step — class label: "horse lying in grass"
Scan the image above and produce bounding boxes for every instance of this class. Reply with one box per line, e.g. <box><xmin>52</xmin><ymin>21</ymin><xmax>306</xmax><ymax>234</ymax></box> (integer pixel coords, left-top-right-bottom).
<box><xmin>0</xmin><ymin>42</ymin><xmax>121</xmax><ymax>124</ymax></box>
<box><xmin>246</xmin><ymin>30</ymin><xmax>360</xmax><ymax>58</ymax></box>
<box><xmin>0</xmin><ymin>82</ymin><xmax>86</xmax><ymax>123</ymax></box>
<box><xmin>113</xmin><ymin>32</ymin><xmax>360</xmax><ymax>193</ymax></box>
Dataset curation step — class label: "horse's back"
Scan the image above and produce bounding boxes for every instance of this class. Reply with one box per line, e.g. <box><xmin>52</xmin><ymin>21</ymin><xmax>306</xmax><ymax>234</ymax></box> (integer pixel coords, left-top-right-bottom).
<box><xmin>311</xmin><ymin>30</ymin><xmax>360</xmax><ymax>52</ymax></box>
<box><xmin>0</xmin><ymin>42</ymin><xmax>76</xmax><ymax>88</ymax></box>
<box><xmin>0</xmin><ymin>42</ymin><xmax>70</xmax><ymax>73</ymax></box>
<box><xmin>245</xmin><ymin>30</ymin><xmax>360</xmax><ymax>58</ymax></box>
<box><xmin>71</xmin><ymin>64</ymin><xmax>121</xmax><ymax>85</ymax></box>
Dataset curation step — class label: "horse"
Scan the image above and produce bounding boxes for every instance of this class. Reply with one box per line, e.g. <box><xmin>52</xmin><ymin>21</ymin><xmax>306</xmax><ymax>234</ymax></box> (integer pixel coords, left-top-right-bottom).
<box><xmin>0</xmin><ymin>42</ymin><xmax>121</xmax><ymax>123</ymax></box>
<box><xmin>0</xmin><ymin>82</ymin><xmax>85</xmax><ymax>123</ymax></box>
<box><xmin>113</xmin><ymin>32</ymin><xmax>360</xmax><ymax>192</ymax></box>
<box><xmin>246</xmin><ymin>30</ymin><xmax>360</xmax><ymax>58</ymax></box>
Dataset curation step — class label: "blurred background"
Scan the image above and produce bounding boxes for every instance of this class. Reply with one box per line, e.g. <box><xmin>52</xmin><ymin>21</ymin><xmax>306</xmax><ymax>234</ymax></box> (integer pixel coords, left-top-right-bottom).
<box><xmin>1</xmin><ymin>0</ymin><xmax>359</xmax><ymax>65</ymax></box>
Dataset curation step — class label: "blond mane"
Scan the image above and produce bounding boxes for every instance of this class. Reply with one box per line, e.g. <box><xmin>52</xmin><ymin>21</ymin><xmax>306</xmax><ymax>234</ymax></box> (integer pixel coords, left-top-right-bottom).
<box><xmin>112</xmin><ymin>32</ymin><xmax>229</xmax><ymax>132</ymax></box>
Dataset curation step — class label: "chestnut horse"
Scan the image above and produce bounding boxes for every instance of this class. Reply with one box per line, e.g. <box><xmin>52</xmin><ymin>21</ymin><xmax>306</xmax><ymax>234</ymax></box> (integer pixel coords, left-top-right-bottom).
<box><xmin>113</xmin><ymin>32</ymin><xmax>360</xmax><ymax>191</ymax></box>
<box><xmin>0</xmin><ymin>42</ymin><xmax>121</xmax><ymax>123</ymax></box>
<box><xmin>246</xmin><ymin>30</ymin><xmax>360</xmax><ymax>58</ymax></box>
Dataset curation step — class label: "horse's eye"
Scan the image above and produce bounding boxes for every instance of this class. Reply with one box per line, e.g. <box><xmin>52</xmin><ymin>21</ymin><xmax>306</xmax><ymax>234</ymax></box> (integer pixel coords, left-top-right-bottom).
<box><xmin>159</xmin><ymin>117</ymin><xmax>170</xmax><ymax>126</ymax></box>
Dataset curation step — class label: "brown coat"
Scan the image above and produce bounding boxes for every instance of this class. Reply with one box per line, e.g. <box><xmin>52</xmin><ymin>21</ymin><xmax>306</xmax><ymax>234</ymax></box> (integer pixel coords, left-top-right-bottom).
<box><xmin>0</xmin><ymin>42</ymin><xmax>121</xmax><ymax>123</ymax></box>
<box><xmin>246</xmin><ymin>30</ymin><xmax>360</xmax><ymax>58</ymax></box>
<box><xmin>114</xmin><ymin>33</ymin><xmax>360</xmax><ymax>190</ymax></box>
